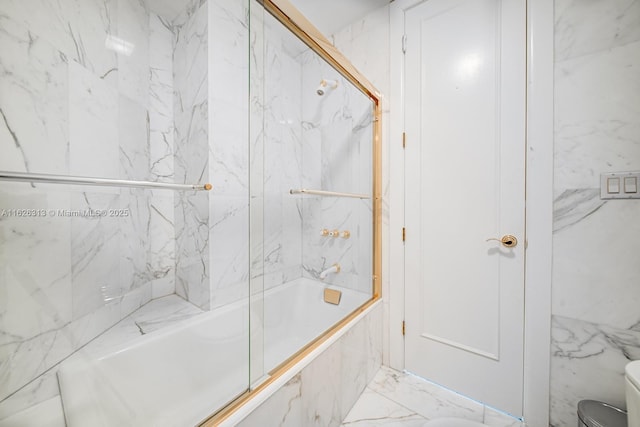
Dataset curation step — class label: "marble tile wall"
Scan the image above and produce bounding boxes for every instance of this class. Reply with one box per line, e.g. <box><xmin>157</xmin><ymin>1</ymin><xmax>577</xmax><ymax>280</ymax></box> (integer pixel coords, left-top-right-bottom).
<box><xmin>330</xmin><ymin>5</ymin><xmax>391</xmax><ymax>318</ymax></box>
<box><xmin>259</xmin><ymin>16</ymin><xmax>304</xmax><ymax>292</ymax></box>
<box><xmin>249</xmin><ymin>7</ymin><xmax>377</xmax><ymax>299</ymax></box>
<box><xmin>209</xmin><ymin>0</ymin><xmax>252</xmax><ymax>308</ymax></box>
<box><xmin>0</xmin><ymin>0</ymin><xmax>176</xmax><ymax>419</ymax></box>
<box><xmin>551</xmin><ymin>0</ymin><xmax>640</xmax><ymax>425</ymax></box>
<box><xmin>173</xmin><ymin>0</ymin><xmax>211</xmax><ymax>310</ymax></box>
<box><xmin>249</xmin><ymin>8</ymin><xmax>295</xmax><ymax>297</ymax></box>
<box><xmin>170</xmin><ymin>0</ymin><xmax>254</xmax><ymax>312</ymax></box>
<box><xmin>299</xmin><ymin>50</ymin><xmax>376</xmax><ymax>295</ymax></box>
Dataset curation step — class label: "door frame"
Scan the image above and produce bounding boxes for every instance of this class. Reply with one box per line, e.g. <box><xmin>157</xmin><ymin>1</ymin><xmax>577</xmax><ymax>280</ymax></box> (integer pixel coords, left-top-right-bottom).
<box><xmin>388</xmin><ymin>0</ymin><xmax>553</xmax><ymax>425</ymax></box>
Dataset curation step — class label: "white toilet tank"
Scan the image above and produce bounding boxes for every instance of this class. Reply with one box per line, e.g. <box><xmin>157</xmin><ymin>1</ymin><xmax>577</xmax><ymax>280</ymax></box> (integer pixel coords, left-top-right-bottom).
<box><xmin>626</xmin><ymin>360</ymin><xmax>640</xmax><ymax>427</ymax></box>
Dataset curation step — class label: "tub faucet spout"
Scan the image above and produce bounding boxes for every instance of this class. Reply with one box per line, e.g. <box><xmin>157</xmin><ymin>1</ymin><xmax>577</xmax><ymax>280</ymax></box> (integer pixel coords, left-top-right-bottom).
<box><xmin>319</xmin><ymin>263</ymin><xmax>340</xmax><ymax>280</ymax></box>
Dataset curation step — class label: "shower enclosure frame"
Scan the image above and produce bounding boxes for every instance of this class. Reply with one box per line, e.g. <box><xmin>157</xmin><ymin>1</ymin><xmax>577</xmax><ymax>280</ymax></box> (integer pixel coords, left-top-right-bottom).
<box><xmin>201</xmin><ymin>0</ymin><xmax>382</xmax><ymax>424</ymax></box>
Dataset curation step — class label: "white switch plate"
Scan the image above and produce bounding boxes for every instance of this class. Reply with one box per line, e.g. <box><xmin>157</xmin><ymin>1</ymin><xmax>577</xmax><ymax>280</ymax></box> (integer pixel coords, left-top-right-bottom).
<box><xmin>601</xmin><ymin>171</ymin><xmax>640</xmax><ymax>199</ymax></box>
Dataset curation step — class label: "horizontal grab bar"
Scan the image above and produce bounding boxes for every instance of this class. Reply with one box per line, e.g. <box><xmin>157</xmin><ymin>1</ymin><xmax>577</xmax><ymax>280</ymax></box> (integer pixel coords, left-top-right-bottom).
<box><xmin>0</xmin><ymin>171</ymin><xmax>212</xmax><ymax>192</ymax></box>
<box><xmin>289</xmin><ymin>188</ymin><xmax>370</xmax><ymax>199</ymax></box>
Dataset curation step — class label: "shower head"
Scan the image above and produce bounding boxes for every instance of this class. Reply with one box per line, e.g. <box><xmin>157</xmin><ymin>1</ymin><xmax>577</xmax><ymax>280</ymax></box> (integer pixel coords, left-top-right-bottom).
<box><xmin>316</xmin><ymin>79</ymin><xmax>338</xmax><ymax>96</ymax></box>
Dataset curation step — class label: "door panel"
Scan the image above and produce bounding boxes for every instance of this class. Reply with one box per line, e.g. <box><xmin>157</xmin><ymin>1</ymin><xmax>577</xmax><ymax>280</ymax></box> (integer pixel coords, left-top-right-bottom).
<box><xmin>404</xmin><ymin>0</ymin><xmax>526</xmax><ymax>415</ymax></box>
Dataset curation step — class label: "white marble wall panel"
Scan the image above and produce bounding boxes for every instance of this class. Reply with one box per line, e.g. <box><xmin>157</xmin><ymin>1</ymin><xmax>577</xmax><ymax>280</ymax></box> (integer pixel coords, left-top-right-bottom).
<box><xmin>301</xmin><ymin>335</ymin><xmax>344</xmax><ymax>426</ymax></box>
<box><xmin>117</xmin><ymin>0</ymin><xmax>151</xmax><ymax>107</ymax></box>
<box><xmin>1</xmin><ymin>0</ymin><xmax>179</xmax><ymax>417</ymax></box>
<box><xmin>248</xmin><ymin>2</ymin><xmax>266</xmax><ymax>304</ymax></box>
<box><xmin>237</xmin><ymin>302</ymin><xmax>382</xmax><ymax>427</ymax></box>
<box><xmin>210</xmin><ymin>101</ymin><xmax>250</xmax><ymax>193</ymax></box>
<box><xmin>555</xmin><ymin>0</ymin><xmax>640</xmax><ymax>62</ymax></box>
<box><xmin>117</xmin><ymin>90</ymin><xmax>154</xmax><ymax>297</ymax></box>
<box><xmin>554</xmin><ymin>40</ymin><xmax>640</xmax><ymax>191</ymax></box>
<box><xmin>174</xmin><ymin>191</ymin><xmax>210</xmax><ymax>309</ymax></box>
<box><xmin>553</xmin><ymin>200</ymin><xmax>640</xmax><ymax>329</ymax></box>
<box><xmin>209</xmin><ymin>195</ymin><xmax>250</xmax><ymax>308</ymax></box>
<box><xmin>246</xmin><ymin>8</ymin><xmax>308</xmax><ymax>301</ymax></box>
<box><xmin>550</xmin><ymin>315</ymin><xmax>640</xmax><ymax>426</ymax></box>
<box><xmin>301</xmin><ymin>197</ymin><xmax>358</xmax><ymax>285</ymax></box>
<box><xmin>149</xmin><ymin>15</ymin><xmax>175</xmax><ymax>182</ymax></box>
<box><xmin>552</xmin><ymin>0</ymin><xmax>640</xmax><ymax>423</ymax></box>
<box><xmin>210</xmin><ymin>0</ymin><xmax>250</xmax><ymax>194</ymax></box>
<box><xmin>118</xmin><ymin>189</ymin><xmax>153</xmax><ymax>292</ymax></box>
<box><xmin>0</xmin><ymin>21</ymin><xmax>68</xmax><ymax>175</ymax></box>
<box><xmin>1</xmin><ymin>0</ymin><xmax>119</xmax><ymax>85</ymax></box>
<box><xmin>259</xmin><ymin>19</ymin><xmax>304</xmax><ymax>291</ymax></box>
<box><xmin>148</xmin><ymin>15</ymin><xmax>176</xmax><ymax>298</ymax></box>
<box><xmin>173</xmin><ymin>2</ymin><xmax>208</xmax><ymax>111</ymax></box>
<box><xmin>208</xmin><ymin>0</ymin><xmax>252</xmax><ymax>308</ymax></box>
<box><xmin>299</xmin><ymin>47</ymin><xmax>375</xmax><ymax>296</ymax></box>
<box><xmin>329</xmin><ymin>4</ymin><xmax>391</xmax><ymax>363</ymax></box>
<box><xmin>173</xmin><ymin>0</ymin><xmax>211</xmax><ymax>309</ymax></box>
<box><xmin>70</xmin><ymin>192</ymin><xmax>121</xmax><ymax>319</ymax></box>
<box><xmin>69</xmin><ymin>60</ymin><xmax>119</xmax><ymax>178</ymax></box>
<box><xmin>331</xmin><ymin>6</ymin><xmax>391</xmax><ymax>94</ymax></box>
<box><xmin>149</xmin><ymin>191</ymin><xmax>175</xmax><ymax>296</ymax></box>
<box><xmin>119</xmin><ymin>94</ymin><xmax>150</xmax><ymax>181</ymax></box>
<box><xmin>0</xmin><ymin>186</ymin><xmax>72</xmax><ymax>403</ymax></box>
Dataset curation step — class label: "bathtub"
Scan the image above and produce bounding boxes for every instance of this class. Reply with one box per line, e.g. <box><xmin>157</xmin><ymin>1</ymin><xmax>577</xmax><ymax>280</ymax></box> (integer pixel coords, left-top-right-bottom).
<box><xmin>58</xmin><ymin>278</ymin><xmax>370</xmax><ymax>426</ymax></box>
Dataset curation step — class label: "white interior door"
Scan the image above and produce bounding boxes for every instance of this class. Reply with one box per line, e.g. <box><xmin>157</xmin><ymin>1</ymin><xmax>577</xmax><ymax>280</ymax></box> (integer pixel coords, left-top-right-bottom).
<box><xmin>403</xmin><ymin>0</ymin><xmax>526</xmax><ymax>416</ymax></box>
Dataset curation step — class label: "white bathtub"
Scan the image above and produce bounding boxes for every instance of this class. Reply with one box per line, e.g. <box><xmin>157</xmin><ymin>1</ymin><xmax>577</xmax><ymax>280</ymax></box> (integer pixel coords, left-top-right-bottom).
<box><xmin>58</xmin><ymin>278</ymin><xmax>369</xmax><ymax>426</ymax></box>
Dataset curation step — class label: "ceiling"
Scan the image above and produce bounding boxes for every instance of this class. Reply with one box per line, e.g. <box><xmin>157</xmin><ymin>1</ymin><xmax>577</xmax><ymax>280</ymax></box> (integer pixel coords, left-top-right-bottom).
<box><xmin>146</xmin><ymin>0</ymin><xmax>390</xmax><ymax>35</ymax></box>
<box><xmin>289</xmin><ymin>0</ymin><xmax>390</xmax><ymax>36</ymax></box>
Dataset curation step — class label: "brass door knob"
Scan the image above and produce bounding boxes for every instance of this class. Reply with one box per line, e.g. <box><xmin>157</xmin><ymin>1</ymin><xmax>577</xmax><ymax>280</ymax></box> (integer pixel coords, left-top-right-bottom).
<box><xmin>486</xmin><ymin>235</ymin><xmax>518</xmax><ymax>248</ymax></box>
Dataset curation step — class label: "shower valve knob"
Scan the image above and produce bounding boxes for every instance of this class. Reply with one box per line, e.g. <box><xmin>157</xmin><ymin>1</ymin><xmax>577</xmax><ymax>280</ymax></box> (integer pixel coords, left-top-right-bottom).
<box><xmin>321</xmin><ymin>229</ymin><xmax>330</xmax><ymax>237</ymax></box>
<box><xmin>341</xmin><ymin>230</ymin><xmax>351</xmax><ymax>239</ymax></box>
<box><xmin>330</xmin><ymin>229</ymin><xmax>340</xmax><ymax>237</ymax></box>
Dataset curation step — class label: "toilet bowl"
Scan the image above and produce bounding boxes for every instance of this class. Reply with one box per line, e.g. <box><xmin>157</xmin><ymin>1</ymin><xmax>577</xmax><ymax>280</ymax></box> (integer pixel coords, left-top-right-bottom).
<box><xmin>626</xmin><ymin>360</ymin><xmax>640</xmax><ymax>427</ymax></box>
<box><xmin>423</xmin><ymin>417</ymin><xmax>487</xmax><ymax>427</ymax></box>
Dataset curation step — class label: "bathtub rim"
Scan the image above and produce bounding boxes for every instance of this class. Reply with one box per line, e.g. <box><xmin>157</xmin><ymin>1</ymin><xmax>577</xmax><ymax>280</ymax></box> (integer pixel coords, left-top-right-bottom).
<box><xmin>202</xmin><ymin>296</ymin><xmax>381</xmax><ymax>426</ymax></box>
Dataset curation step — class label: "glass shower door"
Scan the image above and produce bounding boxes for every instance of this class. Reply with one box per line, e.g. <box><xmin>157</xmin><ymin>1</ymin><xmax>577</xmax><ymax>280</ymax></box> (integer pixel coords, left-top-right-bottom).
<box><xmin>248</xmin><ymin>0</ymin><xmax>376</xmax><ymax>386</ymax></box>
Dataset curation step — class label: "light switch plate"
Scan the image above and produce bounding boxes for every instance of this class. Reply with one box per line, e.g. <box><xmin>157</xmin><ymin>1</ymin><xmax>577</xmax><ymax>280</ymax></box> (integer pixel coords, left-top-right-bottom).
<box><xmin>601</xmin><ymin>171</ymin><xmax>640</xmax><ymax>199</ymax></box>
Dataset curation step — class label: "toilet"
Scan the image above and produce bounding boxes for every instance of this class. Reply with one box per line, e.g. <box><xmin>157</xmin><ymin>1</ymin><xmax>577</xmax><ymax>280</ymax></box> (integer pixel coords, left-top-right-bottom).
<box><xmin>423</xmin><ymin>417</ymin><xmax>487</xmax><ymax>427</ymax></box>
<box><xmin>576</xmin><ymin>360</ymin><xmax>640</xmax><ymax>427</ymax></box>
<box><xmin>626</xmin><ymin>360</ymin><xmax>640</xmax><ymax>427</ymax></box>
<box><xmin>577</xmin><ymin>400</ymin><xmax>627</xmax><ymax>427</ymax></box>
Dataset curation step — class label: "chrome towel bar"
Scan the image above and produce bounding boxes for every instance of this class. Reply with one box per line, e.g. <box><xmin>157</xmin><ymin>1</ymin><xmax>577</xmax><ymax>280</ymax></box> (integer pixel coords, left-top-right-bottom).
<box><xmin>0</xmin><ymin>171</ymin><xmax>212</xmax><ymax>191</ymax></box>
<box><xmin>289</xmin><ymin>188</ymin><xmax>370</xmax><ymax>199</ymax></box>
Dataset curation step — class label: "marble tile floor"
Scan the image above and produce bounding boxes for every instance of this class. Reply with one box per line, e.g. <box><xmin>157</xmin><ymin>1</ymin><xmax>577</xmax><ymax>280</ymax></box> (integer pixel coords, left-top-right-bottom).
<box><xmin>341</xmin><ymin>367</ymin><xmax>523</xmax><ymax>427</ymax></box>
<box><xmin>0</xmin><ymin>295</ymin><xmax>204</xmax><ymax>427</ymax></box>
